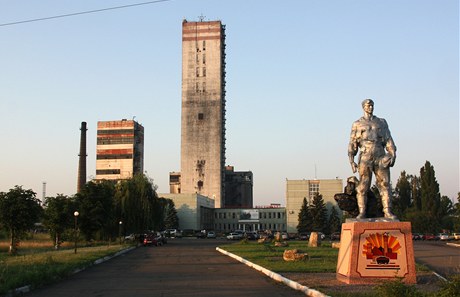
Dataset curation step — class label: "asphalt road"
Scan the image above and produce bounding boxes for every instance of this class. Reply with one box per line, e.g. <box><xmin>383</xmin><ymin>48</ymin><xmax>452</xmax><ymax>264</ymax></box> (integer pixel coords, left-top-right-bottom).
<box><xmin>25</xmin><ymin>239</ymin><xmax>307</xmax><ymax>297</ymax></box>
<box><xmin>413</xmin><ymin>240</ymin><xmax>460</xmax><ymax>278</ymax></box>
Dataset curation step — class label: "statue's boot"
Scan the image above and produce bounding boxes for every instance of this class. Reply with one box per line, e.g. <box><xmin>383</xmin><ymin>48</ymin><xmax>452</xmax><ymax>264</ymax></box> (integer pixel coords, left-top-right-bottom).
<box><xmin>383</xmin><ymin>208</ymin><xmax>397</xmax><ymax>220</ymax></box>
<box><xmin>356</xmin><ymin>207</ymin><xmax>366</xmax><ymax>220</ymax></box>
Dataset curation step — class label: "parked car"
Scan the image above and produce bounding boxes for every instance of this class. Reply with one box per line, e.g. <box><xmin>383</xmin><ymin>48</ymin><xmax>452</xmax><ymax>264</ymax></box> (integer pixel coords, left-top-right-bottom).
<box><xmin>206</xmin><ymin>231</ymin><xmax>216</xmax><ymax>239</ymax></box>
<box><xmin>423</xmin><ymin>233</ymin><xmax>438</xmax><ymax>241</ymax></box>
<box><xmin>143</xmin><ymin>232</ymin><xmax>166</xmax><ymax>246</ymax></box>
<box><xmin>298</xmin><ymin>233</ymin><xmax>309</xmax><ymax>240</ymax></box>
<box><xmin>330</xmin><ymin>232</ymin><xmax>341</xmax><ymax>241</ymax></box>
<box><xmin>412</xmin><ymin>233</ymin><xmax>423</xmax><ymax>240</ymax></box>
<box><xmin>226</xmin><ymin>232</ymin><xmax>244</xmax><ymax>240</ymax></box>
<box><xmin>165</xmin><ymin>229</ymin><xmax>181</xmax><ymax>238</ymax></box>
<box><xmin>244</xmin><ymin>232</ymin><xmax>258</xmax><ymax>240</ymax></box>
<box><xmin>196</xmin><ymin>230</ymin><xmax>207</xmax><ymax>239</ymax></box>
<box><xmin>124</xmin><ymin>233</ymin><xmax>135</xmax><ymax>242</ymax></box>
<box><xmin>438</xmin><ymin>233</ymin><xmax>450</xmax><ymax>241</ymax></box>
<box><xmin>452</xmin><ymin>233</ymin><xmax>460</xmax><ymax>240</ymax></box>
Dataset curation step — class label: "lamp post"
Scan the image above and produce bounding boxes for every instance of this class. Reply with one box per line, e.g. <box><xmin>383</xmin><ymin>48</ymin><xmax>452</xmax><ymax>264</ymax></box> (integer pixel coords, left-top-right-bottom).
<box><xmin>74</xmin><ymin>211</ymin><xmax>79</xmax><ymax>254</ymax></box>
<box><xmin>119</xmin><ymin>221</ymin><xmax>123</xmax><ymax>245</ymax></box>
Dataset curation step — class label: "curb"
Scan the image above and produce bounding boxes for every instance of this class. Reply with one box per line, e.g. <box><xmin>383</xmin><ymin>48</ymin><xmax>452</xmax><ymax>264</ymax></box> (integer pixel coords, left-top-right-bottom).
<box><xmin>446</xmin><ymin>242</ymin><xmax>460</xmax><ymax>248</ymax></box>
<box><xmin>216</xmin><ymin>247</ymin><xmax>330</xmax><ymax>297</ymax></box>
<box><xmin>7</xmin><ymin>246</ymin><xmax>136</xmax><ymax>297</ymax></box>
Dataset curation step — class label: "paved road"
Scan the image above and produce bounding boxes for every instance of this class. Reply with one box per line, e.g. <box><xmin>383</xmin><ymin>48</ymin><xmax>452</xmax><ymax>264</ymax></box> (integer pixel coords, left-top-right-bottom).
<box><xmin>25</xmin><ymin>239</ymin><xmax>307</xmax><ymax>297</ymax></box>
<box><xmin>413</xmin><ymin>240</ymin><xmax>460</xmax><ymax>278</ymax></box>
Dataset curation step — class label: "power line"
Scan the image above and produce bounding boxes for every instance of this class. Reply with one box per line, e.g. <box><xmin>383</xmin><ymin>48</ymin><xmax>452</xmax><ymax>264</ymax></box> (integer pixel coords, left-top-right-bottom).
<box><xmin>0</xmin><ymin>0</ymin><xmax>172</xmax><ymax>27</ymax></box>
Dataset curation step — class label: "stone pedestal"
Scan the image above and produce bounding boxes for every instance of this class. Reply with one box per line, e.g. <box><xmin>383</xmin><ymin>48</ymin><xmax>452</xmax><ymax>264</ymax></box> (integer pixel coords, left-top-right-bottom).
<box><xmin>336</xmin><ymin>221</ymin><xmax>416</xmax><ymax>284</ymax></box>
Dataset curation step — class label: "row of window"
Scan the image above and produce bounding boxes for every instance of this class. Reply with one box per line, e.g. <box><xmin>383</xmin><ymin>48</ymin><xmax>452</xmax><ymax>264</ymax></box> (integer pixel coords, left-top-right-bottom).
<box><xmin>214</xmin><ymin>223</ymin><xmax>286</xmax><ymax>232</ymax></box>
<box><xmin>215</xmin><ymin>212</ymin><xmax>284</xmax><ymax>220</ymax></box>
<box><xmin>96</xmin><ymin>154</ymin><xmax>133</xmax><ymax>160</ymax></box>
<box><xmin>97</xmin><ymin>129</ymin><xmax>134</xmax><ymax>135</ymax></box>
<box><xmin>97</xmin><ymin>137</ymin><xmax>134</xmax><ymax>145</ymax></box>
<box><xmin>96</xmin><ymin>169</ymin><xmax>120</xmax><ymax>175</ymax></box>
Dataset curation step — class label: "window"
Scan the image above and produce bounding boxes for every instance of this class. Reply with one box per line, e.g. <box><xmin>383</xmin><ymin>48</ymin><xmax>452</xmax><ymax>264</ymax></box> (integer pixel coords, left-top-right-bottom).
<box><xmin>198</xmin><ymin>113</ymin><xmax>204</xmax><ymax>120</ymax></box>
<box><xmin>202</xmin><ymin>53</ymin><xmax>206</xmax><ymax>64</ymax></box>
<box><xmin>196</xmin><ymin>82</ymin><xmax>199</xmax><ymax>92</ymax></box>
<box><xmin>202</xmin><ymin>82</ymin><xmax>206</xmax><ymax>92</ymax></box>
<box><xmin>202</xmin><ymin>67</ymin><xmax>206</xmax><ymax>77</ymax></box>
<box><xmin>197</xmin><ymin>180</ymin><xmax>203</xmax><ymax>189</ymax></box>
<box><xmin>309</xmin><ymin>182</ymin><xmax>320</xmax><ymax>199</ymax></box>
<box><xmin>202</xmin><ymin>40</ymin><xmax>206</xmax><ymax>50</ymax></box>
<box><xmin>196</xmin><ymin>67</ymin><xmax>199</xmax><ymax>77</ymax></box>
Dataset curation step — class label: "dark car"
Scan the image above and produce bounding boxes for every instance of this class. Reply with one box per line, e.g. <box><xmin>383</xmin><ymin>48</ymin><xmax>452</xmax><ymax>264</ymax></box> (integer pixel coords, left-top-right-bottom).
<box><xmin>330</xmin><ymin>232</ymin><xmax>341</xmax><ymax>241</ymax></box>
<box><xmin>423</xmin><ymin>233</ymin><xmax>437</xmax><ymax>240</ymax></box>
<box><xmin>143</xmin><ymin>232</ymin><xmax>166</xmax><ymax>246</ymax></box>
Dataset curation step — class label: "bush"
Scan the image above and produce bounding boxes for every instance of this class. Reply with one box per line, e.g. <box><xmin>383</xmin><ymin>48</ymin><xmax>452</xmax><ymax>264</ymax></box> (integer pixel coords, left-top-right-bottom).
<box><xmin>436</xmin><ymin>275</ymin><xmax>460</xmax><ymax>297</ymax></box>
<box><xmin>374</xmin><ymin>279</ymin><xmax>423</xmax><ymax>297</ymax></box>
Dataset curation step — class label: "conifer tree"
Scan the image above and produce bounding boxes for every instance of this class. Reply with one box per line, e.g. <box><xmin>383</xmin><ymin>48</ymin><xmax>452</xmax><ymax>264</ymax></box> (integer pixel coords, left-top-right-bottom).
<box><xmin>327</xmin><ymin>206</ymin><xmax>341</xmax><ymax>234</ymax></box>
<box><xmin>310</xmin><ymin>193</ymin><xmax>327</xmax><ymax>232</ymax></box>
<box><xmin>297</xmin><ymin>197</ymin><xmax>312</xmax><ymax>233</ymax></box>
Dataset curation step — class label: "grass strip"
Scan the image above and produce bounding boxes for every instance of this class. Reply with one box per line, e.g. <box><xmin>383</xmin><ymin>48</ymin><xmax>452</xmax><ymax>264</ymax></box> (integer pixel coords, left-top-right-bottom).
<box><xmin>0</xmin><ymin>245</ymin><xmax>130</xmax><ymax>295</ymax></box>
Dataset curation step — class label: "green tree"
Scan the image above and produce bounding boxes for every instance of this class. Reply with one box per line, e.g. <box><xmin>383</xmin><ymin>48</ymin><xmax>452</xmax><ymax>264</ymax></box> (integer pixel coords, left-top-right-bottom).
<box><xmin>163</xmin><ymin>199</ymin><xmax>179</xmax><ymax>230</ymax></box>
<box><xmin>394</xmin><ymin>171</ymin><xmax>412</xmax><ymax>219</ymax></box>
<box><xmin>420</xmin><ymin>161</ymin><xmax>441</xmax><ymax>232</ymax></box>
<box><xmin>326</xmin><ymin>206</ymin><xmax>341</xmax><ymax>234</ymax></box>
<box><xmin>42</xmin><ymin>194</ymin><xmax>75</xmax><ymax>249</ymax></box>
<box><xmin>452</xmin><ymin>193</ymin><xmax>460</xmax><ymax>232</ymax></box>
<box><xmin>114</xmin><ymin>174</ymin><xmax>159</xmax><ymax>234</ymax></box>
<box><xmin>297</xmin><ymin>197</ymin><xmax>312</xmax><ymax>233</ymax></box>
<box><xmin>310</xmin><ymin>193</ymin><xmax>327</xmax><ymax>232</ymax></box>
<box><xmin>410</xmin><ymin>175</ymin><xmax>422</xmax><ymax>211</ymax></box>
<box><xmin>0</xmin><ymin>186</ymin><xmax>42</xmax><ymax>254</ymax></box>
<box><xmin>75</xmin><ymin>180</ymin><xmax>116</xmax><ymax>241</ymax></box>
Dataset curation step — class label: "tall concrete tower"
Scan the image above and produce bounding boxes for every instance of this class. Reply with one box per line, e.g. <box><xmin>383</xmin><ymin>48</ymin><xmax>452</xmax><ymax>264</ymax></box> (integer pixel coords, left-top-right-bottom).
<box><xmin>180</xmin><ymin>19</ymin><xmax>226</xmax><ymax>207</ymax></box>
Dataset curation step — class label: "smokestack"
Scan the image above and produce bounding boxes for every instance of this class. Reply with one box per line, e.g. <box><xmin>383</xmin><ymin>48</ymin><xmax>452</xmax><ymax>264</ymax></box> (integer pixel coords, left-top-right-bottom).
<box><xmin>77</xmin><ymin>122</ymin><xmax>87</xmax><ymax>193</ymax></box>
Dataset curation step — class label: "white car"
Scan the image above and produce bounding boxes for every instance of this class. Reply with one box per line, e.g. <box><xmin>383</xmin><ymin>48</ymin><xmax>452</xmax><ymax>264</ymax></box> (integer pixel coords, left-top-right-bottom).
<box><xmin>226</xmin><ymin>232</ymin><xmax>243</xmax><ymax>240</ymax></box>
<box><xmin>438</xmin><ymin>233</ymin><xmax>449</xmax><ymax>241</ymax></box>
<box><xmin>207</xmin><ymin>231</ymin><xmax>216</xmax><ymax>239</ymax></box>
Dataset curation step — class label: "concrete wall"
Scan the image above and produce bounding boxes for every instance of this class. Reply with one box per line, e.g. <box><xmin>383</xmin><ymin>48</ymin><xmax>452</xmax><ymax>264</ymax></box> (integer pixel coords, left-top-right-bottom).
<box><xmin>159</xmin><ymin>193</ymin><xmax>215</xmax><ymax>230</ymax></box>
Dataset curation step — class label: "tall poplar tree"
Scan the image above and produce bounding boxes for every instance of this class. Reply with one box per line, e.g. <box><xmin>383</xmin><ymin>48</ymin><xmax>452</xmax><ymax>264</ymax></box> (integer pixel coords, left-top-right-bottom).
<box><xmin>420</xmin><ymin>161</ymin><xmax>441</xmax><ymax>214</ymax></box>
<box><xmin>394</xmin><ymin>171</ymin><xmax>412</xmax><ymax>219</ymax></box>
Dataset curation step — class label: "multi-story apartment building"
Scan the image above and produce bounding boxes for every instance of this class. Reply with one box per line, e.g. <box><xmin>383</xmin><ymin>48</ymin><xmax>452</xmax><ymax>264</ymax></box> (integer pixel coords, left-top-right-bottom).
<box><xmin>95</xmin><ymin>119</ymin><xmax>144</xmax><ymax>181</ymax></box>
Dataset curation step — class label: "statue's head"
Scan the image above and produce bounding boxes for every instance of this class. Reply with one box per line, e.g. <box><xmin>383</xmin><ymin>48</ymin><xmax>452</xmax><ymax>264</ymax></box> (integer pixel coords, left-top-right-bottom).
<box><xmin>361</xmin><ymin>98</ymin><xmax>374</xmax><ymax>108</ymax></box>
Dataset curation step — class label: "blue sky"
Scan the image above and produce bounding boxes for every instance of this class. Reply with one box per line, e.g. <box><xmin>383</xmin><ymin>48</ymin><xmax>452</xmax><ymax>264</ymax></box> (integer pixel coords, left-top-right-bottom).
<box><xmin>0</xmin><ymin>0</ymin><xmax>458</xmax><ymax>205</ymax></box>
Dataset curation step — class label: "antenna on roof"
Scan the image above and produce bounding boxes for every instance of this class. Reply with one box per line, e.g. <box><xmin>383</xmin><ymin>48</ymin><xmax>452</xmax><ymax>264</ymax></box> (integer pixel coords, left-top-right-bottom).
<box><xmin>198</xmin><ymin>14</ymin><xmax>205</xmax><ymax>22</ymax></box>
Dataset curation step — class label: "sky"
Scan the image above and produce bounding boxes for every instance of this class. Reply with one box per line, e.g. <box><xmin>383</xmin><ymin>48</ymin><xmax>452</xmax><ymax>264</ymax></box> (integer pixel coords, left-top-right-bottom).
<box><xmin>0</xmin><ymin>0</ymin><xmax>458</xmax><ymax>206</ymax></box>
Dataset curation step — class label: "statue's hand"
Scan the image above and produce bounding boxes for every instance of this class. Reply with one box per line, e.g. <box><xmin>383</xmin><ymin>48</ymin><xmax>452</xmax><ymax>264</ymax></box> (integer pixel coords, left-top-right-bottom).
<box><xmin>351</xmin><ymin>162</ymin><xmax>358</xmax><ymax>173</ymax></box>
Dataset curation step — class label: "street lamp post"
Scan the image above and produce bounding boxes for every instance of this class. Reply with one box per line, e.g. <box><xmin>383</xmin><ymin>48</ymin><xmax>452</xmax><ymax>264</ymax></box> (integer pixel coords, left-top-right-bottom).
<box><xmin>74</xmin><ymin>211</ymin><xmax>79</xmax><ymax>254</ymax></box>
<box><xmin>119</xmin><ymin>221</ymin><xmax>123</xmax><ymax>245</ymax></box>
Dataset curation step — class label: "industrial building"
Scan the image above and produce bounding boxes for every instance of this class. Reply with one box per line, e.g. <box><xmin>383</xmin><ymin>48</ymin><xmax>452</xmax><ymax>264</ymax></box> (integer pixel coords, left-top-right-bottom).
<box><xmin>213</xmin><ymin>205</ymin><xmax>286</xmax><ymax>233</ymax></box>
<box><xmin>285</xmin><ymin>178</ymin><xmax>343</xmax><ymax>233</ymax></box>
<box><xmin>95</xmin><ymin>119</ymin><xmax>144</xmax><ymax>181</ymax></box>
<box><xmin>177</xmin><ymin>19</ymin><xmax>227</xmax><ymax>208</ymax></box>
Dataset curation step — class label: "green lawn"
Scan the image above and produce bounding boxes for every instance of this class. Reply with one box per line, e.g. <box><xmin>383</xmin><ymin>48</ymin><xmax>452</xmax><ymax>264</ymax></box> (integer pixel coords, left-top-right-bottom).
<box><xmin>219</xmin><ymin>240</ymin><xmax>338</xmax><ymax>273</ymax></box>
